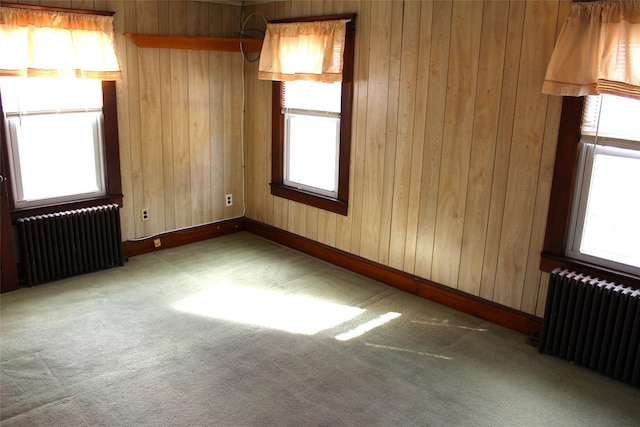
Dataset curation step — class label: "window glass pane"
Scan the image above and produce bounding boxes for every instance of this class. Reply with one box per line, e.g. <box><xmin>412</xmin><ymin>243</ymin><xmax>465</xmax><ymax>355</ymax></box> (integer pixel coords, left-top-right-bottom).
<box><xmin>284</xmin><ymin>81</ymin><xmax>342</xmax><ymax>113</ymax></box>
<box><xmin>0</xmin><ymin>77</ymin><xmax>102</xmax><ymax>113</ymax></box>
<box><xmin>1</xmin><ymin>78</ymin><xmax>106</xmax><ymax>208</ymax></box>
<box><xmin>570</xmin><ymin>93</ymin><xmax>640</xmax><ymax>274</ymax></box>
<box><xmin>580</xmin><ymin>147</ymin><xmax>640</xmax><ymax>269</ymax></box>
<box><xmin>582</xmin><ymin>94</ymin><xmax>640</xmax><ymax>142</ymax></box>
<box><xmin>10</xmin><ymin>112</ymin><xmax>104</xmax><ymax>203</ymax></box>
<box><xmin>286</xmin><ymin>113</ymin><xmax>339</xmax><ymax>193</ymax></box>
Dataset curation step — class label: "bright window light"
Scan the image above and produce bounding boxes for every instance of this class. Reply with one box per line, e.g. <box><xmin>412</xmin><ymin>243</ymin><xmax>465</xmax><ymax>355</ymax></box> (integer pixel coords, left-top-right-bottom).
<box><xmin>582</xmin><ymin>94</ymin><xmax>640</xmax><ymax>141</ymax></box>
<box><xmin>282</xmin><ymin>80</ymin><xmax>342</xmax><ymax>197</ymax></box>
<box><xmin>0</xmin><ymin>77</ymin><xmax>103</xmax><ymax>112</ymax></box>
<box><xmin>580</xmin><ymin>148</ymin><xmax>640</xmax><ymax>268</ymax></box>
<box><xmin>1</xmin><ymin>77</ymin><xmax>105</xmax><ymax>208</ymax></box>
<box><xmin>284</xmin><ymin>81</ymin><xmax>342</xmax><ymax>113</ymax></box>
<box><xmin>285</xmin><ymin>113</ymin><xmax>339</xmax><ymax>193</ymax></box>
<box><xmin>173</xmin><ymin>285</ymin><xmax>365</xmax><ymax>335</ymax></box>
<box><xmin>9</xmin><ymin>113</ymin><xmax>103</xmax><ymax>202</ymax></box>
<box><xmin>568</xmin><ymin>94</ymin><xmax>640</xmax><ymax>275</ymax></box>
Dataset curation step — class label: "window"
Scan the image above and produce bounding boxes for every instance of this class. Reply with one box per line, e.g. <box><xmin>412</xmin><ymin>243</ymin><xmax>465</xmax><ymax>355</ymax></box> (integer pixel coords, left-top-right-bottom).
<box><xmin>270</xmin><ymin>15</ymin><xmax>355</xmax><ymax>216</ymax></box>
<box><xmin>566</xmin><ymin>95</ymin><xmax>640</xmax><ymax>275</ymax></box>
<box><xmin>542</xmin><ymin>96</ymin><xmax>640</xmax><ymax>287</ymax></box>
<box><xmin>2</xmin><ymin>77</ymin><xmax>105</xmax><ymax>208</ymax></box>
<box><xmin>283</xmin><ymin>80</ymin><xmax>342</xmax><ymax>198</ymax></box>
<box><xmin>540</xmin><ymin>0</ymin><xmax>640</xmax><ymax>287</ymax></box>
<box><xmin>0</xmin><ymin>78</ymin><xmax>122</xmax><ymax>217</ymax></box>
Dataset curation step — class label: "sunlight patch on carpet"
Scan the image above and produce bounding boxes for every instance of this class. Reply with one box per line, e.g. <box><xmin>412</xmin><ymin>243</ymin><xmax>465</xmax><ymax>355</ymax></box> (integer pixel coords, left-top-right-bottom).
<box><xmin>365</xmin><ymin>343</ymin><xmax>453</xmax><ymax>360</ymax></box>
<box><xmin>173</xmin><ymin>285</ymin><xmax>365</xmax><ymax>335</ymax></box>
<box><xmin>335</xmin><ymin>312</ymin><xmax>401</xmax><ymax>341</ymax></box>
<box><xmin>411</xmin><ymin>319</ymin><xmax>488</xmax><ymax>332</ymax></box>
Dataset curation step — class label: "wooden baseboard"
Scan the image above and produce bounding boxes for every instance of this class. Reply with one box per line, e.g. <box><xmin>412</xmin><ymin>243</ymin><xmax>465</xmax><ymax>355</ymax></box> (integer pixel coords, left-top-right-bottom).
<box><xmin>122</xmin><ymin>218</ymin><xmax>245</xmax><ymax>258</ymax></box>
<box><xmin>244</xmin><ymin>219</ymin><xmax>542</xmax><ymax>336</ymax></box>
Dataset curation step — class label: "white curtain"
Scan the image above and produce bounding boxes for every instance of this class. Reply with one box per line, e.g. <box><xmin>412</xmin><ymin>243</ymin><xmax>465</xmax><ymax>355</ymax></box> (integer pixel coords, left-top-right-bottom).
<box><xmin>543</xmin><ymin>0</ymin><xmax>640</xmax><ymax>100</ymax></box>
<box><xmin>0</xmin><ymin>6</ymin><xmax>121</xmax><ymax>80</ymax></box>
<box><xmin>258</xmin><ymin>19</ymin><xmax>348</xmax><ymax>82</ymax></box>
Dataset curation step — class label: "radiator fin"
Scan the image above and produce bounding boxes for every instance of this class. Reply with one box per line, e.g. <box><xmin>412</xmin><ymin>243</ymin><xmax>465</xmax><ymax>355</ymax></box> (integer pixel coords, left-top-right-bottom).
<box><xmin>17</xmin><ymin>204</ymin><xmax>124</xmax><ymax>286</ymax></box>
<box><xmin>540</xmin><ymin>268</ymin><xmax>640</xmax><ymax>387</ymax></box>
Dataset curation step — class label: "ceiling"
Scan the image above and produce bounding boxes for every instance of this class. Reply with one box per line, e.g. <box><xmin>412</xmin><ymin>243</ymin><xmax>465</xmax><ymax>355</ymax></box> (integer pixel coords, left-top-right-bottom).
<box><xmin>195</xmin><ymin>0</ymin><xmax>284</xmax><ymax>6</ymax></box>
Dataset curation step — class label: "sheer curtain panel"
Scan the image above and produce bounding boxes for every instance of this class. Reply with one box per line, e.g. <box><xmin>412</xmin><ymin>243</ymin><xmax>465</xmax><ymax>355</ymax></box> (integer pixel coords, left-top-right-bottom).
<box><xmin>258</xmin><ymin>19</ymin><xmax>348</xmax><ymax>82</ymax></box>
<box><xmin>0</xmin><ymin>6</ymin><xmax>120</xmax><ymax>79</ymax></box>
<box><xmin>542</xmin><ymin>0</ymin><xmax>640</xmax><ymax>100</ymax></box>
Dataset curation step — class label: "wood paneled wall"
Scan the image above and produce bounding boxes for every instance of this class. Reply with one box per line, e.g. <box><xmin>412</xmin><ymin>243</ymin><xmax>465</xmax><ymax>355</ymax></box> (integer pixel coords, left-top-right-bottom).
<box><xmin>113</xmin><ymin>0</ymin><xmax>246</xmax><ymax>240</ymax></box>
<box><xmin>10</xmin><ymin>0</ymin><xmax>570</xmax><ymax>317</ymax></box>
<box><xmin>10</xmin><ymin>0</ymin><xmax>247</xmax><ymax>241</ymax></box>
<box><xmin>244</xmin><ymin>0</ymin><xmax>571</xmax><ymax>316</ymax></box>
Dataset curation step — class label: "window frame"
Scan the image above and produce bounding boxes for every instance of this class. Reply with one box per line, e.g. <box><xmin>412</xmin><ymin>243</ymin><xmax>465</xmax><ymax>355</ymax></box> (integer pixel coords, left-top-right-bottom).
<box><xmin>270</xmin><ymin>14</ymin><xmax>356</xmax><ymax>216</ymax></box>
<box><xmin>541</xmin><ymin>96</ymin><xmax>640</xmax><ymax>288</ymax></box>
<box><xmin>0</xmin><ymin>80</ymin><xmax>123</xmax><ymax>220</ymax></box>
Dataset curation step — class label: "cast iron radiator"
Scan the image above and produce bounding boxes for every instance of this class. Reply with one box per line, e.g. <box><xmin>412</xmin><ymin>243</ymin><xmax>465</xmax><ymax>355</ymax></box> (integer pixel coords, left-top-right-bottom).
<box><xmin>539</xmin><ymin>268</ymin><xmax>640</xmax><ymax>387</ymax></box>
<box><xmin>16</xmin><ymin>204</ymin><xmax>124</xmax><ymax>286</ymax></box>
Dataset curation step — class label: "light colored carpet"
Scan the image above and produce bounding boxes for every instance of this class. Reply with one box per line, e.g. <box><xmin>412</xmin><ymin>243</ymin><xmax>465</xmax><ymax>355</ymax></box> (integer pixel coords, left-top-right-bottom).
<box><xmin>1</xmin><ymin>232</ymin><xmax>639</xmax><ymax>426</ymax></box>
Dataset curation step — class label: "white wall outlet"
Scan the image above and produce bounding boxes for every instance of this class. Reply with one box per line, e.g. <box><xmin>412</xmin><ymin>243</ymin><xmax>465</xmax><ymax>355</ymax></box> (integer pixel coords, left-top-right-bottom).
<box><xmin>141</xmin><ymin>209</ymin><xmax>149</xmax><ymax>221</ymax></box>
<box><xmin>225</xmin><ymin>194</ymin><xmax>233</xmax><ymax>207</ymax></box>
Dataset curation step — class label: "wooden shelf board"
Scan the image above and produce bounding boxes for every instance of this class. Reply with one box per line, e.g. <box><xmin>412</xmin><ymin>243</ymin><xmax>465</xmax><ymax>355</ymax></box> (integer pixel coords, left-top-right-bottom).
<box><xmin>124</xmin><ymin>33</ymin><xmax>262</xmax><ymax>53</ymax></box>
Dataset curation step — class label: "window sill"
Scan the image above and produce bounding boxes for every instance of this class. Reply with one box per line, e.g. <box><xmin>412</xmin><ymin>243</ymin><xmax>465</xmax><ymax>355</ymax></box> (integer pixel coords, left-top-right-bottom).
<box><xmin>10</xmin><ymin>194</ymin><xmax>123</xmax><ymax>222</ymax></box>
<box><xmin>540</xmin><ymin>252</ymin><xmax>640</xmax><ymax>290</ymax></box>
<box><xmin>270</xmin><ymin>183</ymin><xmax>347</xmax><ymax>216</ymax></box>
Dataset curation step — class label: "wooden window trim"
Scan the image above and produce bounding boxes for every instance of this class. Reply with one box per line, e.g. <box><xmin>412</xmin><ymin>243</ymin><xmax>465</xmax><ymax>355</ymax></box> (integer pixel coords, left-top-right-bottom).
<box><xmin>540</xmin><ymin>96</ymin><xmax>640</xmax><ymax>288</ymax></box>
<box><xmin>3</xmin><ymin>80</ymin><xmax>123</xmax><ymax>221</ymax></box>
<box><xmin>270</xmin><ymin>14</ymin><xmax>356</xmax><ymax>216</ymax></box>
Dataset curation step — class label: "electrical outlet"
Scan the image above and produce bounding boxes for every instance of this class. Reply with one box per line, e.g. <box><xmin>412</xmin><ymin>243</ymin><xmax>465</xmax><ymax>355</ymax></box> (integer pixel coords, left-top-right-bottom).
<box><xmin>142</xmin><ymin>209</ymin><xmax>149</xmax><ymax>221</ymax></box>
<box><xmin>225</xmin><ymin>194</ymin><xmax>233</xmax><ymax>207</ymax></box>
<box><xmin>153</xmin><ymin>238</ymin><xmax>161</xmax><ymax>248</ymax></box>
